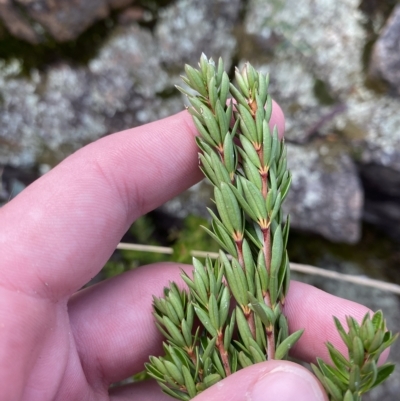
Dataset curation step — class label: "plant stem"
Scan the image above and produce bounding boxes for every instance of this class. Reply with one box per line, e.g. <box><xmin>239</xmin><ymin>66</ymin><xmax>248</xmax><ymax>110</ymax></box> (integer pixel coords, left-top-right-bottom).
<box><xmin>217</xmin><ymin>331</ymin><xmax>231</xmax><ymax>376</ymax></box>
<box><xmin>262</xmin><ymin>226</ymin><xmax>275</xmax><ymax>360</ymax></box>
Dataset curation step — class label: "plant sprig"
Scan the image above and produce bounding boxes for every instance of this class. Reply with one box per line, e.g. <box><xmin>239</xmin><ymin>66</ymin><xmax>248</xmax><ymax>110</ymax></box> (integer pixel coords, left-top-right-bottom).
<box><xmin>145</xmin><ymin>54</ymin><xmax>397</xmax><ymax>401</ymax></box>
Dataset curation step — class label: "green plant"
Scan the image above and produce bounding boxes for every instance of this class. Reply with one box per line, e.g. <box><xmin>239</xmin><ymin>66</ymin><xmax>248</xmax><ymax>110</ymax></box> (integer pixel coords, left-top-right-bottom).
<box><xmin>145</xmin><ymin>54</ymin><xmax>397</xmax><ymax>401</ymax></box>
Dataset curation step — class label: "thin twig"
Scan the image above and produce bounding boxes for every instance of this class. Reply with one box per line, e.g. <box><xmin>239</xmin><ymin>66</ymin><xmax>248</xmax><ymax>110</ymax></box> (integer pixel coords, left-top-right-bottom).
<box><xmin>116</xmin><ymin>243</ymin><xmax>400</xmax><ymax>295</ymax></box>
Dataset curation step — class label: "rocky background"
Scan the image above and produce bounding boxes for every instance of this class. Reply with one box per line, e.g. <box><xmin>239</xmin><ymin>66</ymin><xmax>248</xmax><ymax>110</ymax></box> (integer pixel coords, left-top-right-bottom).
<box><xmin>0</xmin><ymin>0</ymin><xmax>399</xmax><ymax>399</ymax></box>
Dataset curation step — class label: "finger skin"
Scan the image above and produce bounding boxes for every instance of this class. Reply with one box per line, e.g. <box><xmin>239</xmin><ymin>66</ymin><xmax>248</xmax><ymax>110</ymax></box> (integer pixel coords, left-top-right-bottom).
<box><xmin>109</xmin><ymin>380</ymin><xmax>172</xmax><ymax>401</ymax></box>
<box><xmin>69</xmin><ymin>262</ymin><xmax>374</xmax><ymax>384</ymax></box>
<box><xmin>0</xmin><ymin>102</ymin><xmax>284</xmax><ymax>301</ymax></box>
<box><xmin>192</xmin><ymin>360</ymin><xmax>328</xmax><ymax>401</ymax></box>
<box><xmin>0</xmin><ymin>104</ymin><xmax>285</xmax><ymax>401</ymax></box>
<box><xmin>0</xmin><ymin>111</ymin><xmax>201</xmax><ymax>299</ymax></box>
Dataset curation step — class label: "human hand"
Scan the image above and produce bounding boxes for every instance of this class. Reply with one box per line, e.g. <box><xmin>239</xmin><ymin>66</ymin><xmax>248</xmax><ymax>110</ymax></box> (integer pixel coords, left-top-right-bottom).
<box><xmin>0</xmin><ymin>106</ymin><xmax>377</xmax><ymax>401</ymax></box>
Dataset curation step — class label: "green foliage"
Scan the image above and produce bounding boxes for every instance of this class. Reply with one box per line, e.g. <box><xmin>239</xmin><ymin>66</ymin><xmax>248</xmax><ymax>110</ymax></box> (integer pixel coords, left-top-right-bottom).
<box><xmin>312</xmin><ymin>312</ymin><xmax>398</xmax><ymax>401</ymax></box>
<box><xmin>147</xmin><ymin>54</ymin><xmax>397</xmax><ymax>401</ymax></box>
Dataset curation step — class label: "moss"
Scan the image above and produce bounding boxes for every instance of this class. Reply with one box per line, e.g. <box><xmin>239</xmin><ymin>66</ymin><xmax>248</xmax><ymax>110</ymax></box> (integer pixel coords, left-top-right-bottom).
<box><xmin>313</xmin><ymin>78</ymin><xmax>336</xmax><ymax>106</ymax></box>
<box><xmin>0</xmin><ymin>16</ymin><xmax>117</xmax><ymax>76</ymax></box>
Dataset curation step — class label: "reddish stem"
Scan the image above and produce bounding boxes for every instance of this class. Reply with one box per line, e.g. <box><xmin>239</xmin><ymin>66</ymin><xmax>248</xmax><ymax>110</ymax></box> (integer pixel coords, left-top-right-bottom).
<box><xmin>217</xmin><ymin>331</ymin><xmax>231</xmax><ymax>376</ymax></box>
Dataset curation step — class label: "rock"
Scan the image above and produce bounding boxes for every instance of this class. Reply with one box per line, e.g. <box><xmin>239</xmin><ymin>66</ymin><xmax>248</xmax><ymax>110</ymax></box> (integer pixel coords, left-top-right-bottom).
<box><xmin>369</xmin><ymin>5</ymin><xmax>400</xmax><ymax>94</ymax></box>
<box><xmin>0</xmin><ymin>0</ymin><xmax>136</xmax><ymax>43</ymax></box>
<box><xmin>284</xmin><ymin>143</ymin><xmax>363</xmax><ymax>243</ymax></box>
<box><xmin>241</xmin><ymin>0</ymin><xmax>400</xmax><ymax>242</ymax></box>
<box><xmin>155</xmin><ymin>0</ymin><xmax>241</xmax><ymax>71</ymax></box>
<box><xmin>0</xmin><ymin>24</ymin><xmax>180</xmax><ymax>167</ymax></box>
<box><xmin>244</xmin><ymin>0</ymin><xmax>365</xmax><ymax>143</ymax></box>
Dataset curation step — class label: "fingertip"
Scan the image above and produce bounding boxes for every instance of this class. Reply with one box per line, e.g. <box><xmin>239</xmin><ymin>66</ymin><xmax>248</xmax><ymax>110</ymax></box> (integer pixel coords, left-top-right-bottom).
<box><xmin>193</xmin><ymin>361</ymin><xmax>327</xmax><ymax>401</ymax></box>
<box><xmin>271</xmin><ymin>99</ymin><xmax>285</xmax><ymax>139</ymax></box>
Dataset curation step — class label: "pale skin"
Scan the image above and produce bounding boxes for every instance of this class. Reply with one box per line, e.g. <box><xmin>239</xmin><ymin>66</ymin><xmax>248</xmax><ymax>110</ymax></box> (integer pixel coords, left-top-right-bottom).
<box><xmin>0</xmin><ymin>104</ymin><xmax>382</xmax><ymax>401</ymax></box>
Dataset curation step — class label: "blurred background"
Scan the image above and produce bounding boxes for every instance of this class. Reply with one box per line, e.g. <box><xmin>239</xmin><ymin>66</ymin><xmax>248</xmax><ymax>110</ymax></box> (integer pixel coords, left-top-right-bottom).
<box><xmin>0</xmin><ymin>0</ymin><xmax>399</xmax><ymax>398</ymax></box>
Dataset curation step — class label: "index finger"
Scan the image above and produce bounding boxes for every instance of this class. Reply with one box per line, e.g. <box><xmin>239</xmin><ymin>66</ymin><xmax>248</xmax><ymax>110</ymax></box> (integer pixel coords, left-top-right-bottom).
<box><xmin>0</xmin><ymin>104</ymin><xmax>285</xmax><ymax>299</ymax></box>
<box><xmin>0</xmin><ymin>111</ymin><xmax>199</xmax><ymax>298</ymax></box>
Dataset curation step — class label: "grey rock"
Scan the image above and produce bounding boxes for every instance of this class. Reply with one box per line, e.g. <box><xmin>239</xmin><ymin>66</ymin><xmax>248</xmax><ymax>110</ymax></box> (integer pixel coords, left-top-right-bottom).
<box><xmin>244</xmin><ymin>0</ymin><xmax>365</xmax><ymax>143</ymax></box>
<box><xmin>242</xmin><ymin>0</ymin><xmax>400</xmax><ymax>242</ymax></box>
<box><xmin>156</xmin><ymin>0</ymin><xmax>241</xmax><ymax>71</ymax></box>
<box><xmin>0</xmin><ymin>0</ymin><xmax>135</xmax><ymax>43</ymax></box>
<box><xmin>0</xmin><ymin>24</ymin><xmax>180</xmax><ymax>167</ymax></box>
<box><xmin>369</xmin><ymin>5</ymin><xmax>400</xmax><ymax>94</ymax></box>
<box><xmin>284</xmin><ymin>143</ymin><xmax>363</xmax><ymax>243</ymax></box>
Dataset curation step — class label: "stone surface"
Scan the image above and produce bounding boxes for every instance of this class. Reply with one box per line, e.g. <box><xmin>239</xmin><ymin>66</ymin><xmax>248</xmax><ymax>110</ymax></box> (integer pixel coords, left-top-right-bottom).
<box><xmin>369</xmin><ymin>4</ymin><xmax>400</xmax><ymax>93</ymax></box>
<box><xmin>284</xmin><ymin>143</ymin><xmax>363</xmax><ymax>243</ymax></box>
<box><xmin>155</xmin><ymin>0</ymin><xmax>241</xmax><ymax>71</ymax></box>
<box><xmin>0</xmin><ymin>24</ymin><xmax>180</xmax><ymax>167</ymax></box>
<box><xmin>0</xmin><ymin>0</ymin><xmax>136</xmax><ymax>43</ymax></box>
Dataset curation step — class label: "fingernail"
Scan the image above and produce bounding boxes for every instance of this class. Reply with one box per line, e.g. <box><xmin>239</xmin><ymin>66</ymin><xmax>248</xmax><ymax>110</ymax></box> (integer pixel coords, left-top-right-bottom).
<box><xmin>251</xmin><ymin>366</ymin><xmax>326</xmax><ymax>401</ymax></box>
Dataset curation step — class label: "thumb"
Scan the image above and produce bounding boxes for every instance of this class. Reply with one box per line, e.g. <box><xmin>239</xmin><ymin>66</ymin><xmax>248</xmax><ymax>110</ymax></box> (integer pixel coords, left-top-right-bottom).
<box><xmin>192</xmin><ymin>360</ymin><xmax>328</xmax><ymax>401</ymax></box>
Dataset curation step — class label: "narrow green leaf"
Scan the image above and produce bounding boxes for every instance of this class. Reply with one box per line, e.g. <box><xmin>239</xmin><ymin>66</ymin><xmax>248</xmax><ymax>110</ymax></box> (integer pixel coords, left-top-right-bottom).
<box><xmin>159</xmin><ymin>382</ymin><xmax>190</xmax><ymax>401</ymax></box>
<box><xmin>269</xmin><ymin>192</ymin><xmax>282</xmax><ymax>223</ymax></box>
<box><xmin>282</xmin><ymin>215</ymin><xmax>290</xmax><ymax>249</ymax></box>
<box><xmin>236</xmin><ymin>306</ymin><xmax>253</xmax><ymax>348</ymax></box>
<box><xmin>182</xmin><ymin>365</ymin><xmax>196</xmax><ymax>398</ymax></box>
<box><xmin>215</xmin><ymin>99</ymin><xmax>228</xmax><ymax>138</ymax></box>
<box><xmin>209</xmin><ymin>293</ymin><xmax>220</xmax><ymax>330</ymax></box>
<box><xmin>275</xmin><ymin>329</ymin><xmax>304</xmax><ymax>360</ymax></box>
<box><xmin>241</xmin><ymin>177</ymin><xmax>267</xmax><ymax>222</ymax></box>
<box><xmin>224</xmin><ymin>309</ymin><xmax>236</xmax><ymax>350</ymax></box>
<box><xmin>278</xmin><ymin>314</ymin><xmax>289</xmax><ymax>342</ymax></box>
<box><xmin>185</xmin><ymin>65</ymin><xmax>207</xmax><ymax>96</ymax></box>
<box><xmin>238</xmin><ymin>105</ymin><xmax>258</xmax><ymax>143</ymax></box>
<box><xmin>208</xmin><ymin>76</ymin><xmax>218</xmax><ymax>111</ymax></box>
<box><xmin>371</xmin><ymin>310</ymin><xmax>384</xmax><ymax>331</ymax></box>
<box><xmin>235</xmin><ymin>67</ymin><xmax>249</xmax><ymax>97</ymax></box>
<box><xmin>349</xmin><ymin>364</ymin><xmax>361</xmax><ymax>392</ymax></box>
<box><xmin>343</xmin><ymin>390</ymin><xmax>355</xmax><ymax>401</ymax></box>
<box><xmin>240</xmin><ymin>135</ymin><xmax>261</xmax><ymax>170</ymax></box>
<box><xmin>228</xmin><ymin>183</ymin><xmax>259</xmax><ymax>222</ymax></box>
<box><xmin>371</xmin><ymin>363</ymin><xmax>396</xmax><ymax>388</ymax></box>
<box><xmin>220</xmin><ymin>182</ymin><xmax>242</xmax><ymax>233</ymax></box>
<box><xmin>238</xmin><ymin>351</ymin><xmax>253</xmax><ymax>368</ymax></box>
<box><xmin>232</xmin><ymin>258</ymin><xmax>249</xmax><ymax>306</ymax></box>
<box><xmin>326</xmin><ymin>342</ymin><xmax>351</xmax><ymax>371</ymax></box>
<box><xmin>164</xmin><ymin>360</ymin><xmax>184</xmax><ymax>385</ymax></box>
<box><xmin>265</xmin><ymin>94</ymin><xmax>273</xmax><ymax>122</ymax></box>
<box><xmin>219</xmin><ymin>286</ymin><xmax>231</xmax><ymax>327</ymax></box>
<box><xmin>333</xmin><ymin>317</ymin><xmax>352</xmax><ymax>348</ymax></box>
<box><xmin>219</xmin><ymin>71</ymin><xmax>230</xmax><ymax>105</ymax></box>
<box><xmin>194</xmin><ymin>306</ymin><xmax>218</xmax><ymax>337</ymax></box>
<box><xmin>367</xmin><ymin>329</ymin><xmax>384</xmax><ymax>353</ymax></box>
<box><xmin>324</xmin><ymin>376</ymin><xmax>343</xmax><ymax>401</ymax></box>
<box><xmin>204</xmin><ymin>373</ymin><xmax>222</xmax><ymax>388</ymax></box>
<box><xmin>193</xmin><ymin>116</ymin><xmax>216</xmax><ymax>147</ymax></box>
<box><xmin>256</xmin><ymin>250</ymin><xmax>269</xmax><ymax>293</ymax></box>
<box><xmin>248</xmin><ymin>292</ymin><xmax>275</xmax><ymax>326</ymax></box>
<box><xmin>229</xmin><ymin>83</ymin><xmax>251</xmax><ymax>112</ymax></box>
<box><xmin>199</xmin><ymin>53</ymin><xmax>208</xmax><ymax>75</ymax></box>
<box><xmin>201</xmin><ymin>105</ymin><xmax>223</xmax><ymax>145</ymax></box>
<box><xmin>258</xmin><ymin>72</ymin><xmax>268</xmax><ymax>105</ymax></box>
<box><xmin>215</xmin><ymin>186</ymin><xmax>234</xmax><ymax>234</ymax></box>
<box><xmin>270</xmin><ymin>224</ymin><xmax>283</xmax><ymax>275</ymax></box>
<box><xmin>280</xmin><ymin>172</ymin><xmax>292</xmax><ymax>202</ymax></box>
<box><xmin>249</xmin><ymin>345</ymin><xmax>266</xmax><ymax>363</ymax></box>
<box><xmin>242</xmin><ymin>158</ymin><xmax>262</xmax><ymax>190</ymax></box>
<box><xmin>163</xmin><ymin>317</ymin><xmax>186</xmax><ymax>347</ymax></box>
<box><xmin>199</xmin><ymin>154</ymin><xmax>218</xmax><ymax>186</ymax></box>
<box><xmin>202</xmin><ymin>337</ymin><xmax>217</xmax><ymax>362</ymax></box>
<box><xmin>223</xmin><ymin>128</ymin><xmax>235</xmax><ymax>175</ymax></box>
